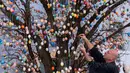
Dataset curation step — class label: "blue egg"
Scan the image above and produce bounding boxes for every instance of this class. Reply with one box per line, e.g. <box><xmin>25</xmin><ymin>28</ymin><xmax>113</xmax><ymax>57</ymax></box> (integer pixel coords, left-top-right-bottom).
<box><xmin>60</xmin><ymin>4</ymin><xmax>62</xmax><ymax>7</ymax></box>
<box><xmin>103</xmin><ymin>38</ymin><xmax>107</xmax><ymax>42</ymax></box>
<box><xmin>93</xmin><ymin>4</ymin><xmax>96</xmax><ymax>8</ymax></box>
<box><xmin>0</xmin><ymin>39</ymin><xmax>3</xmax><ymax>45</ymax></box>
<box><xmin>90</xmin><ymin>23</ymin><xmax>93</xmax><ymax>27</ymax></box>
<box><xmin>96</xmin><ymin>16</ymin><xmax>100</xmax><ymax>20</ymax></box>
<box><xmin>65</xmin><ymin>2</ymin><xmax>68</xmax><ymax>5</ymax></box>
<box><xmin>23</xmin><ymin>49</ymin><xmax>27</xmax><ymax>54</ymax></box>
<box><xmin>16</xmin><ymin>17</ymin><xmax>19</xmax><ymax>20</ymax></box>
<box><xmin>1</xmin><ymin>60</ymin><xmax>5</xmax><ymax>64</ymax></box>
<box><xmin>82</xmin><ymin>18</ymin><xmax>85</xmax><ymax>21</ymax></box>
<box><xmin>127</xmin><ymin>33</ymin><xmax>130</xmax><ymax>36</ymax></box>
<box><xmin>50</xmin><ymin>42</ymin><xmax>56</xmax><ymax>47</ymax></box>
<box><xmin>10</xmin><ymin>0</ymin><xmax>14</xmax><ymax>2</ymax></box>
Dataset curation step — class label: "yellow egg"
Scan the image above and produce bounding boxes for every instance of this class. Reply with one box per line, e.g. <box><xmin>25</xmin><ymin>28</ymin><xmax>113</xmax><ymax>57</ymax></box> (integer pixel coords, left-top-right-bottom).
<box><xmin>1</xmin><ymin>4</ymin><xmax>4</xmax><ymax>8</ymax></box>
<box><xmin>74</xmin><ymin>14</ymin><xmax>77</xmax><ymax>17</ymax></box>
<box><xmin>104</xmin><ymin>0</ymin><xmax>106</xmax><ymax>2</ymax></box>
<box><xmin>47</xmin><ymin>4</ymin><xmax>51</xmax><ymax>8</ymax></box>
<box><xmin>28</xmin><ymin>40</ymin><xmax>32</xmax><ymax>44</ymax></box>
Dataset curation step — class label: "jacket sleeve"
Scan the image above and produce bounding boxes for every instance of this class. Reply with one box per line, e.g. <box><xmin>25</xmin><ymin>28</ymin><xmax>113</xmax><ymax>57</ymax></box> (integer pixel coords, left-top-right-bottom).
<box><xmin>89</xmin><ymin>46</ymin><xmax>105</xmax><ymax>63</ymax></box>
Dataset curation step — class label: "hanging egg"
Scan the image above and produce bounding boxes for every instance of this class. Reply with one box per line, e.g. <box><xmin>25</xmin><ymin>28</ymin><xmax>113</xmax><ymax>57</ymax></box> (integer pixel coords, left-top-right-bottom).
<box><xmin>69</xmin><ymin>66</ymin><xmax>72</xmax><ymax>70</ymax></box>
<box><xmin>0</xmin><ymin>39</ymin><xmax>3</xmax><ymax>45</ymax></box>
<box><xmin>16</xmin><ymin>16</ymin><xmax>19</xmax><ymax>20</ymax></box>
<box><xmin>9</xmin><ymin>22</ymin><xmax>14</xmax><ymax>26</ymax></box>
<box><xmin>41</xmin><ymin>42</ymin><xmax>44</xmax><ymax>45</ymax></box>
<box><xmin>63</xmin><ymin>25</ymin><xmax>66</xmax><ymax>29</ymax></box>
<box><xmin>115</xmin><ymin>12</ymin><xmax>118</xmax><ymax>15</ymax></box>
<box><xmin>10</xmin><ymin>0</ymin><xmax>14</xmax><ymax>2</ymax></box>
<box><xmin>83</xmin><ymin>10</ymin><xmax>86</xmax><ymax>14</ymax></box>
<box><xmin>20</xmin><ymin>25</ymin><xmax>24</xmax><ymax>29</ymax></box>
<box><xmin>57</xmin><ymin>50</ymin><xmax>60</xmax><ymax>54</ymax></box>
<box><xmin>10</xmin><ymin>8</ymin><xmax>14</xmax><ymax>12</ymax></box>
<box><xmin>15</xmin><ymin>69</ymin><xmax>18</xmax><ymax>73</ymax></box>
<box><xmin>61</xmin><ymin>70</ymin><xmax>65</xmax><ymax>73</ymax></box>
<box><xmin>64</xmin><ymin>50</ymin><xmax>67</xmax><ymax>53</ymax></box>
<box><xmin>73</xmin><ymin>51</ymin><xmax>76</xmax><ymax>55</ymax></box>
<box><xmin>69</xmin><ymin>15</ymin><xmax>72</xmax><ymax>19</ymax></box>
<box><xmin>75</xmin><ymin>14</ymin><xmax>79</xmax><ymax>18</ymax></box>
<box><xmin>46</xmin><ymin>48</ymin><xmax>49</xmax><ymax>51</ymax></box>
<box><xmin>56</xmin><ymin>46</ymin><xmax>59</xmax><ymax>50</ymax></box>
<box><xmin>56</xmin><ymin>71</ymin><xmax>61</xmax><ymax>73</ymax></box>
<box><xmin>28</xmin><ymin>35</ymin><xmax>31</xmax><ymax>38</ymax></box>
<box><xmin>47</xmin><ymin>4</ymin><xmax>51</xmax><ymax>8</ymax></box>
<box><xmin>103</xmin><ymin>0</ymin><xmax>107</xmax><ymax>2</ymax></box>
<box><xmin>39</xmin><ymin>46</ymin><xmax>42</xmax><ymax>49</ymax></box>
<box><xmin>40</xmin><ymin>19</ymin><xmax>44</xmax><ymax>22</ymax></box>
<box><xmin>0</xmin><ymin>4</ymin><xmax>4</xmax><ymax>8</ymax></box>
<box><xmin>51</xmin><ymin>66</ymin><xmax>55</xmax><ymax>70</ymax></box>
<box><xmin>28</xmin><ymin>68</ymin><xmax>31</xmax><ymax>72</ymax></box>
<box><xmin>22</xmin><ymin>49</ymin><xmax>27</xmax><ymax>54</ymax></box>
<box><xmin>50</xmin><ymin>42</ymin><xmax>56</xmax><ymax>47</ymax></box>
<box><xmin>9</xmin><ymin>1</ymin><xmax>13</xmax><ymax>5</ymax></box>
<box><xmin>1</xmin><ymin>60</ymin><xmax>5</xmax><ymax>64</ymax></box>
<box><xmin>28</xmin><ymin>40</ymin><xmax>32</xmax><ymax>44</ymax></box>
<box><xmin>67</xmin><ymin>23</ymin><xmax>70</xmax><ymax>26</ymax></box>
<box><xmin>50</xmin><ymin>29</ymin><xmax>54</xmax><ymax>33</ymax></box>
<box><xmin>60</xmin><ymin>61</ymin><xmax>64</xmax><ymax>66</ymax></box>
<box><xmin>65</xmin><ymin>67</ymin><xmax>68</xmax><ymax>71</ymax></box>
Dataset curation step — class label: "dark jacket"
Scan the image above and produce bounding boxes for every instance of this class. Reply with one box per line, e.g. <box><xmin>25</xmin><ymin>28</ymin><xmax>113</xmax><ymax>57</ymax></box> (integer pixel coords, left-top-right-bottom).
<box><xmin>88</xmin><ymin>46</ymin><xmax>119</xmax><ymax>73</ymax></box>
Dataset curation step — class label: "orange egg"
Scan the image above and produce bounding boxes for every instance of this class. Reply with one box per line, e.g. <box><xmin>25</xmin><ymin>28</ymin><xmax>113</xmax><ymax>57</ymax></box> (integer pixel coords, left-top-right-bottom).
<box><xmin>115</xmin><ymin>12</ymin><xmax>118</xmax><ymax>15</ymax></box>
<box><xmin>51</xmin><ymin>39</ymin><xmax>56</xmax><ymax>42</ymax></box>
<box><xmin>50</xmin><ymin>29</ymin><xmax>54</xmax><ymax>33</ymax></box>
<box><xmin>47</xmin><ymin>4</ymin><xmax>51</xmax><ymax>8</ymax></box>
<box><xmin>32</xmin><ymin>0</ymin><xmax>35</xmax><ymax>2</ymax></box>
<box><xmin>21</xmin><ymin>25</ymin><xmax>25</xmax><ymax>29</ymax></box>
<box><xmin>51</xmin><ymin>66</ymin><xmax>55</xmax><ymax>70</ymax></box>
<box><xmin>15</xmin><ymin>69</ymin><xmax>18</xmax><ymax>73</ymax></box>
<box><xmin>74</xmin><ymin>0</ymin><xmax>76</xmax><ymax>2</ymax></box>
<box><xmin>9</xmin><ymin>1</ymin><xmax>13</xmax><ymax>5</ymax></box>
<box><xmin>75</xmin><ymin>15</ymin><xmax>79</xmax><ymax>18</ymax></box>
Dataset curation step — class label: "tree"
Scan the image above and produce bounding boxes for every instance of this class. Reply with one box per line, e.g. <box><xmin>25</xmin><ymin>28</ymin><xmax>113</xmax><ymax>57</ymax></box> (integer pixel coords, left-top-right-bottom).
<box><xmin>0</xmin><ymin>0</ymin><xmax>130</xmax><ymax>73</ymax></box>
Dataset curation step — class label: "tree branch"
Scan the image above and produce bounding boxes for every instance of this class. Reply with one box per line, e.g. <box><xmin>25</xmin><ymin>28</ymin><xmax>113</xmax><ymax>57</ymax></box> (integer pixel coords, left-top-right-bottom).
<box><xmin>40</xmin><ymin>0</ymin><xmax>54</xmax><ymax>25</ymax></box>
<box><xmin>0</xmin><ymin>1</ymin><xmax>24</xmax><ymax>26</ymax></box>
<box><xmin>86</xmin><ymin>0</ymin><xmax>127</xmax><ymax>39</ymax></box>
<box><xmin>97</xmin><ymin>23</ymin><xmax>130</xmax><ymax>45</ymax></box>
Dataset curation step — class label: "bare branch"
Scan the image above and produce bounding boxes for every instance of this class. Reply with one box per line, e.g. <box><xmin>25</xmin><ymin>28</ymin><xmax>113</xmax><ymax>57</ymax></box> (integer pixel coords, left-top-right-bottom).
<box><xmin>86</xmin><ymin>0</ymin><xmax>127</xmax><ymax>39</ymax></box>
<box><xmin>0</xmin><ymin>1</ymin><xmax>24</xmax><ymax>26</ymax></box>
<box><xmin>97</xmin><ymin>23</ymin><xmax>130</xmax><ymax>45</ymax></box>
<box><xmin>40</xmin><ymin>0</ymin><xmax>54</xmax><ymax>24</ymax></box>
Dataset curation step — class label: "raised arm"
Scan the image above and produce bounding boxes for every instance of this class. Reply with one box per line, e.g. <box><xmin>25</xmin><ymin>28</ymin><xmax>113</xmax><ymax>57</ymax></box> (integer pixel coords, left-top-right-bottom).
<box><xmin>79</xmin><ymin>34</ymin><xmax>94</xmax><ymax>50</ymax></box>
<box><xmin>79</xmin><ymin>45</ymin><xmax>93</xmax><ymax>62</ymax></box>
<box><xmin>79</xmin><ymin>34</ymin><xmax>106</xmax><ymax>62</ymax></box>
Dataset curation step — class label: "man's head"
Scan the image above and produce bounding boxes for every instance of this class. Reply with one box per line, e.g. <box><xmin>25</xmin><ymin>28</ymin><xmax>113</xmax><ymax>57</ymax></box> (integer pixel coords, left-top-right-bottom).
<box><xmin>103</xmin><ymin>49</ymin><xmax>118</xmax><ymax>63</ymax></box>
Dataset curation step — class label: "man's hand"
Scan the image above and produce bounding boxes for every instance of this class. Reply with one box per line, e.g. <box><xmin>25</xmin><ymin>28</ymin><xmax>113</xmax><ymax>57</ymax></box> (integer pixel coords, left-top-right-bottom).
<box><xmin>79</xmin><ymin>34</ymin><xmax>94</xmax><ymax>50</ymax></box>
<box><xmin>79</xmin><ymin>34</ymin><xmax>87</xmax><ymax>40</ymax></box>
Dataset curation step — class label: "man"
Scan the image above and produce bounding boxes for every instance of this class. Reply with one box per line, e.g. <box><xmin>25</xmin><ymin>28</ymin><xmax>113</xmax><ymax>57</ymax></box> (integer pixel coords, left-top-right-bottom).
<box><xmin>79</xmin><ymin>34</ymin><xmax>119</xmax><ymax>73</ymax></box>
